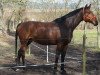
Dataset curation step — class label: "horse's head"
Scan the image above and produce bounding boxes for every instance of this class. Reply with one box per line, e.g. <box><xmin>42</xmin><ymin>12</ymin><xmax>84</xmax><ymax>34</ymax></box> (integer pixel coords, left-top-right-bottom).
<box><xmin>83</xmin><ymin>4</ymin><xmax>98</xmax><ymax>26</ymax></box>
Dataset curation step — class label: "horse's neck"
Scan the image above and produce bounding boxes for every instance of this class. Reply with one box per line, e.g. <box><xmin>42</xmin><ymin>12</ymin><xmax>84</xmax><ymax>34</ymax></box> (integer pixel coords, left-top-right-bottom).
<box><xmin>54</xmin><ymin>10</ymin><xmax>83</xmax><ymax>31</ymax></box>
<box><xmin>71</xmin><ymin>11</ymin><xmax>83</xmax><ymax>31</ymax></box>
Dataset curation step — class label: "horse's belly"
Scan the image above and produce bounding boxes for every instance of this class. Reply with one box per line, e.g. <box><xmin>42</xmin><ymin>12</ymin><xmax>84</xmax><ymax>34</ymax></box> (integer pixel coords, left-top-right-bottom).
<box><xmin>34</xmin><ymin>39</ymin><xmax>57</xmax><ymax>45</ymax></box>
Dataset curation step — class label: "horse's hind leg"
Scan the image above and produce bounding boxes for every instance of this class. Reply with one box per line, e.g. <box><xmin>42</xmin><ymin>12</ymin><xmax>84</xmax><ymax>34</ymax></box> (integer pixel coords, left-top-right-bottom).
<box><xmin>17</xmin><ymin>47</ymin><xmax>25</xmax><ymax>65</ymax></box>
<box><xmin>21</xmin><ymin>38</ymin><xmax>33</xmax><ymax>66</ymax></box>
<box><xmin>17</xmin><ymin>41</ymin><xmax>27</xmax><ymax>66</ymax></box>
<box><xmin>21</xmin><ymin>47</ymin><xmax>26</xmax><ymax>66</ymax></box>
<box><xmin>18</xmin><ymin>38</ymin><xmax>32</xmax><ymax>66</ymax></box>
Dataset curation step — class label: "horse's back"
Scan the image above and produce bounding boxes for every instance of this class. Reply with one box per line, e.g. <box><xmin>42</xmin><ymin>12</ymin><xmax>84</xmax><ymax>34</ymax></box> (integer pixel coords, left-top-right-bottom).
<box><xmin>16</xmin><ymin>21</ymin><xmax>61</xmax><ymax>44</ymax></box>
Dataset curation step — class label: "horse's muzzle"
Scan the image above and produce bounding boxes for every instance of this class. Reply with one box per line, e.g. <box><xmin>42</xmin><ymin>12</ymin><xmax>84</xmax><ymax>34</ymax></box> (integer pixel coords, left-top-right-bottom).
<box><xmin>93</xmin><ymin>20</ymin><xmax>98</xmax><ymax>26</ymax></box>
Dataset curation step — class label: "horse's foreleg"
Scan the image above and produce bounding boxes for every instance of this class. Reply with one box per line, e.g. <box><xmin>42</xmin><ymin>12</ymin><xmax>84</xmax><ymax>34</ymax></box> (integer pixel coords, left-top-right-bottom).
<box><xmin>54</xmin><ymin>49</ymin><xmax>60</xmax><ymax>71</ymax></box>
<box><xmin>61</xmin><ymin>50</ymin><xmax>67</xmax><ymax>71</ymax></box>
<box><xmin>54</xmin><ymin>43</ymin><xmax>64</xmax><ymax>71</ymax></box>
<box><xmin>61</xmin><ymin>45</ymin><xmax>67</xmax><ymax>72</ymax></box>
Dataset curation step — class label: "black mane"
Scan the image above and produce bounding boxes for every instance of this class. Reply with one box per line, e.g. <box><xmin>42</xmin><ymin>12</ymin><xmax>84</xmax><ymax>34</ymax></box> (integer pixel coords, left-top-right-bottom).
<box><xmin>53</xmin><ymin>7</ymin><xmax>83</xmax><ymax>24</ymax></box>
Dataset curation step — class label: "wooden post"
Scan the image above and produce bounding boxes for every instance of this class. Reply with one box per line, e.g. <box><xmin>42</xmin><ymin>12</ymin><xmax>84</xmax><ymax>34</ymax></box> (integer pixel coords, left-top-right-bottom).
<box><xmin>47</xmin><ymin>45</ymin><xmax>49</xmax><ymax>63</ymax></box>
<box><xmin>96</xmin><ymin>0</ymin><xmax>100</xmax><ymax>49</ymax></box>
<box><xmin>97</xmin><ymin>26</ymin><xmax>100</xmax><ymax>48</ymax></box>
<box><xmin>82</xmin><ymin>24</ymin><xmax>87</xmax><ymax>75</ymax></box>
<box><xmin>82</xmin><ymin>34</ymin><xmax>87</xmax><ymax>75</ymax></box>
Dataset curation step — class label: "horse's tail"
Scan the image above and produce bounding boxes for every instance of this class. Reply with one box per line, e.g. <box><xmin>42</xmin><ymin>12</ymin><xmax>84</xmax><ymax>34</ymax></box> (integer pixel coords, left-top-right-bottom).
<box><xmin>15</xmin><ymin>28</ymin><xmax>18</xmax><ymax>57</ymax></box>
<box><xmin>15</xmin><ymin>23</ymin><xmax>21</xmax><ymax>57</ymax></box>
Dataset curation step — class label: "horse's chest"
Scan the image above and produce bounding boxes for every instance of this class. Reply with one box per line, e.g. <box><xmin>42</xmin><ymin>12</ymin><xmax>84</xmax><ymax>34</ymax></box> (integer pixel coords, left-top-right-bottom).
<box><xmin>59</xmin><ymin>28</ymin><xmax>73</xmax><ymax>43</ymax></box>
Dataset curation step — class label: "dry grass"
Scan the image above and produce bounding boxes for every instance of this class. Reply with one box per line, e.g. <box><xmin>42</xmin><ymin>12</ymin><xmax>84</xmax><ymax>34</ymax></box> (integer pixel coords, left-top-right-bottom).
<box><xmin>0</xmin><ymin>34</ymin><xmax>15</xmax><ymax>64</ymax></box>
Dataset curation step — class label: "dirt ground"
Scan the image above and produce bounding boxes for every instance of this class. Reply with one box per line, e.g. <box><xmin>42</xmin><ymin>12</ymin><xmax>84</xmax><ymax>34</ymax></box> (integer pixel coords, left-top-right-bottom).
<box><xmin>0</xmin><ymin>34</ymin><xmax>100</xmax><ymax>75</ymax></box>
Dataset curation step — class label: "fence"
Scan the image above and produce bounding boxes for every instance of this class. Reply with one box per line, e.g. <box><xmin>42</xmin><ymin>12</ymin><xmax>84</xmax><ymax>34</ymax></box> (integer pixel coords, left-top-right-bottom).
<box><xmin>72</xmin><ymin>26</ymin><xmax>100</xmax><ymax>50</ymax></box>
<box><xmin>24</xmin><ymin>23</ymin><xmax>99</xmax><ymax>75</ymax></box>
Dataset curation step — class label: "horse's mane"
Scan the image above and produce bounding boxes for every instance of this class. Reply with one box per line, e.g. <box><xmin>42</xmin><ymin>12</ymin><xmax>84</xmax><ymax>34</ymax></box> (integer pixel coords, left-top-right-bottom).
<box><xmin>53</xmin><ymin>7</ymin><xmax>83</xmax><ymax>24</ymax></box>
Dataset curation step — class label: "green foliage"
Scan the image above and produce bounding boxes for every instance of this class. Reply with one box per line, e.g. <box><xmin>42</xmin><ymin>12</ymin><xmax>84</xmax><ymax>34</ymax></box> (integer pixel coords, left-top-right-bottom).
<box><xmin>72</xmin><ymin>29</ymin><xmax>100</xmax><ymax>52</ymax></box>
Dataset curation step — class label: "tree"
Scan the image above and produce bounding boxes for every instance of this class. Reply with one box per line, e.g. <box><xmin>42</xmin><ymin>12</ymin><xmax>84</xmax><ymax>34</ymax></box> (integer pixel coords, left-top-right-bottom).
<box><xmin>0</xmin><ymin>0</ymin><xmax>27</xmax><ymax>35</ymax></box>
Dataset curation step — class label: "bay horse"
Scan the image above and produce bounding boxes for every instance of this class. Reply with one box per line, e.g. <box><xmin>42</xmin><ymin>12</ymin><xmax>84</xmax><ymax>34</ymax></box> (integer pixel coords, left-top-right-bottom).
<box><xmin>15</xmin><ymin>4</ymin><xmax>98</xmax><ymax>72</ymax></box>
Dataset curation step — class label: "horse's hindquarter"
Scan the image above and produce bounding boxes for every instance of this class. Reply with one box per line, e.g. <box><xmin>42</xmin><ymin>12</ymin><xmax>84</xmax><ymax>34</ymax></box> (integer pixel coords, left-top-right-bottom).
<box><xmin>17</xmin><ymin>22</ymin><xmax>31</xmax><ymax>40</ymax></box>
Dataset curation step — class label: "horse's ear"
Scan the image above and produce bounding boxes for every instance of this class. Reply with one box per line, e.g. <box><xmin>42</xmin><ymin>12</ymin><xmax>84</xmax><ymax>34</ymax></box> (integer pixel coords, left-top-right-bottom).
<box><xmin>85</xmin><ymin>4</ymin><xmax>88</xmax><ymax>9</ymax></box>
<box><xmin>88</xmin><ymin>4</ymin><xmax>91</xmax><ymax>9</ymax></box>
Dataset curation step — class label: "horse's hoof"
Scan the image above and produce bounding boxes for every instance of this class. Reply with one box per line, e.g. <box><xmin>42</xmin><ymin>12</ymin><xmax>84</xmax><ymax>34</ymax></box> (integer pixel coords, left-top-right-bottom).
<box><xmin>12</xmin><ymin>68</ymin><xmax>20</xmax><ymax>72</ymax></box>
<box><xmin>53</xmin><ymin>68</ymin><xmax>58</xmax><ymax>74</ymax></box>
<box><xmin>15</xmin><ymin>69</ymin><xmax>20</xmax><ymax>72</ymax></box>
<box><xmin>22</xmin><ymin>67</ymin><xmax>27</xmax><ymax>71</ymax></box>
<box><xmin>61</xmin><ymin>69</ymin><xmax>67</xmax><ymax>75</ymax></box>
<box><xmin>54</xmin><ymin>69</ymin><xmax>58</xmax><ymax>72</ymax></box>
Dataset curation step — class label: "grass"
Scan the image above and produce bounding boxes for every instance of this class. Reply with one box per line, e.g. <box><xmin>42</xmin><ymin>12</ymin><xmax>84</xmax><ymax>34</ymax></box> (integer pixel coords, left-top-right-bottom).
<box><xmin>72</xmin><ymin>29</ymin><xmax>100</xmax><ymax>52</ymax></box>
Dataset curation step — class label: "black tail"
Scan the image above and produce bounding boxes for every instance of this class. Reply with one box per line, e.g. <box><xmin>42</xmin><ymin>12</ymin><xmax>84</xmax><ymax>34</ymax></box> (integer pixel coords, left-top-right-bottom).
<box><xmin>15</xmin><ymin>29</ymin><xmax>18</xmax><ymax>57</ymax></box>
<box><xmin>15</xmin><ymin>23</ymin><xmax>21</xmax><ymax>57</ymax></box>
